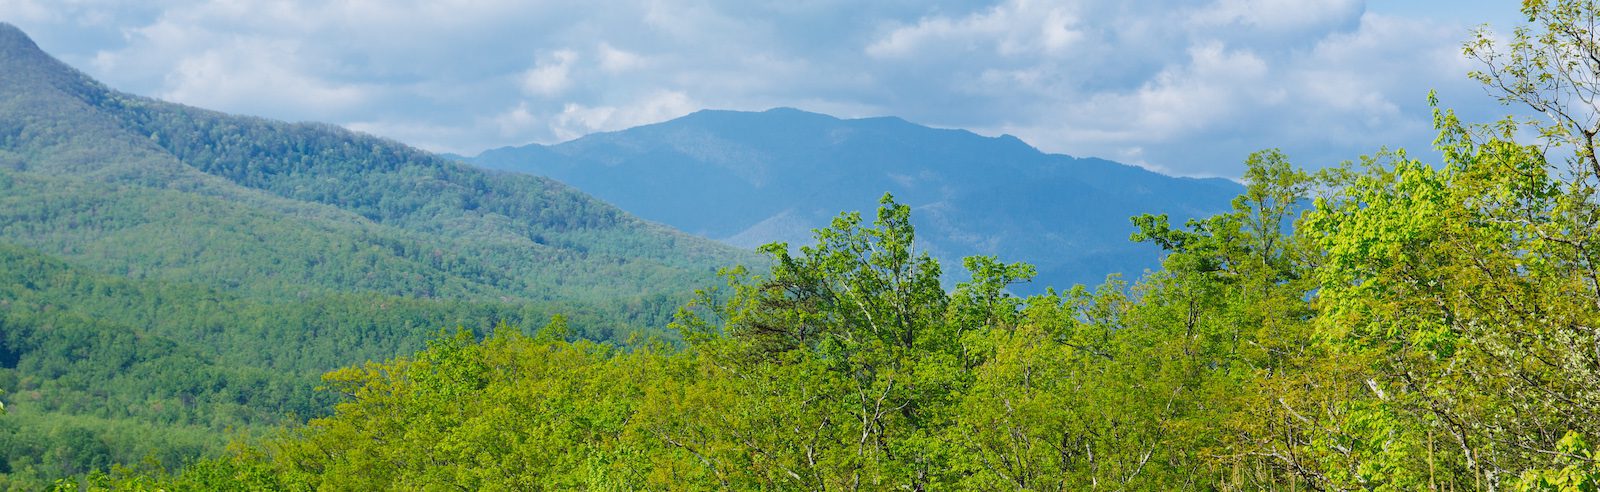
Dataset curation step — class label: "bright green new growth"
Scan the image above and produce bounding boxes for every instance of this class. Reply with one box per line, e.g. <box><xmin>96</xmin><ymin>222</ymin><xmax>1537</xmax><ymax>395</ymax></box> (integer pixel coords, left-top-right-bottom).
<box><xmin>27</xmin><ymin>1</ymin><xmax>1600</xmax><ymax>490</ymax></box>
<box><xmin>55</xmin><ymin>135</ymin><xmax>1600</xmax><ymax>488</ymax></box>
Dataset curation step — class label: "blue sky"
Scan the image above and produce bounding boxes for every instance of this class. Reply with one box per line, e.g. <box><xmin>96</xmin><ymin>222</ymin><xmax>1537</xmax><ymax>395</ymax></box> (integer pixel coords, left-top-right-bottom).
<box><xmin>2</xmin><ymin>0</ymin><xmax>1534</xmax><ymax>177</ymax></box>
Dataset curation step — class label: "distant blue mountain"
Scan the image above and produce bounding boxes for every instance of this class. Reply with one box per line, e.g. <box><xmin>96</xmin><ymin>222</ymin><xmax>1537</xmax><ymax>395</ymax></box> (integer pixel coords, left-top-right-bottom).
<box><xmin>463</xmin><ymin>108</ymin><xmax>1243</xmax><ymax>289</ymax></box>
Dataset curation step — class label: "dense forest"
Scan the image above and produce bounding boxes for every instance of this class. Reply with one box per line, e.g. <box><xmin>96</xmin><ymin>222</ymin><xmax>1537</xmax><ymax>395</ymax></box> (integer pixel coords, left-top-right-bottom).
<box><xmin>0</xmin><ymin>17</ymin><xmax>750</xmax><ymax>490</ymax></box>
<box><xmin>0</xmin><ymin>237</ymin><xmax>676</xmax><ymax>488</ymax></box>
<box><xmin>10</xmin><ymin>1</ymin><xmax>1600</xmax><ymax>491</ymax></box>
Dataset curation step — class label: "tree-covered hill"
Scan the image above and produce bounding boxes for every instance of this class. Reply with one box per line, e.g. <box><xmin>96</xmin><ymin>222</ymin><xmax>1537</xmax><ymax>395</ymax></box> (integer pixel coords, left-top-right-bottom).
<box><xmin>0</xmin><ymin>22</ymin><xmax>754</xmax><ymax>488</ymax></box>
<box><xmin>0</xmin><ymin>21</ymin><xmax>750</xmax><ymax>304</ymax></box>
<box><xmin>0</xmin><ymin>238</ymin><xmax>633</xmax><ymax>487</ymax></box>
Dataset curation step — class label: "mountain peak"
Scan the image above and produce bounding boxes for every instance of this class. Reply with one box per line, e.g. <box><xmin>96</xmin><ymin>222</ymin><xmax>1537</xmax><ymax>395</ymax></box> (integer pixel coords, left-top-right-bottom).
<box><xmin>0</xmin><ymin>22</ymin><xmax>42</xmax><ymax>57</ymax></box>
<box><xmin>762</xmin><ymin>107</ymin><xmax>825</xmax><ymax>117</ymax></box>
<box><xmin>677</xmin><ymin>107</ymin><xmax>839</xmax><ymax>123</ymax></box>
<box><xmin>0</xmin><ymin>23</ymin><xmax>104</xmax><ymax>100</ymax></box>
<box><xmin>0</xmin><ymin>22</ymin><xmax>58</xmax><ymax>70</ymax></box>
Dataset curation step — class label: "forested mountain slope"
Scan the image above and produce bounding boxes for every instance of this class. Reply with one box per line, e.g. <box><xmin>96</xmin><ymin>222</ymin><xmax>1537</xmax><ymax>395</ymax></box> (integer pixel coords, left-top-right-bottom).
<box><xmin>465</xmin><ymin>107</ymin><xmax>1242</xmax><ymax>288</ymax></box>
<box><xmin>0</xmin><ymin>238</ymin><xmax>614</xmax><ymax>486</ymax></box>
<box><xmin>0</xmin><ymin>22</ymin><xmax>751</xmax><ymax>487</ymax></box>
<box><xmin>0</xmin><ymin>22</ymin><xmax>746</xmax><ymax>304</ymax></box>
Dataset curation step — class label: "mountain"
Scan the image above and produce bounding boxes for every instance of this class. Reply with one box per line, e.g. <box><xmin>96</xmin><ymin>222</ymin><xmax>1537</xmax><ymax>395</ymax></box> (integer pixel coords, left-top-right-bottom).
<box><xmin>465</xmin><ymin>107</ymin><xmax>1243</xmax><ymax>289</ymax></box>
<box><xmin>0</xmin><ymin>22</ymin><xmax>748</xmax><ymax>306</ymax></box>
<box><xmin>0</xmin><ymin>22</ymin><xmax>754</xmax><ymax>485</ymax></box>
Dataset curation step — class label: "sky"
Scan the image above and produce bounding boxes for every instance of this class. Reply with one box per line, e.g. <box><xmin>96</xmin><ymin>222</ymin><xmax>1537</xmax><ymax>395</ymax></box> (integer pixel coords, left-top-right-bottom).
<box><xmin>2</xmin><ymin>0</ymin><xmax>1535</xmax><ymax>178</ymax></box>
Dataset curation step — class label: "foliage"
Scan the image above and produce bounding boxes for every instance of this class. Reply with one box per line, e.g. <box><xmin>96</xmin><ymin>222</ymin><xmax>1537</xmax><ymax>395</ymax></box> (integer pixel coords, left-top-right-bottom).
<box><xmin>65</xmin><ymin>130</ymin><xmax>1600</xmax><ymax>488</ymax></box>
<box><xmin>13</xmin><ymin>2</ymin><xmax>1600</xmax><ymax>490</ymax></box>
<box><xmin>0</xmin><ymin>239</ymin><xmax>668</xmax><ymax>489</ymax></box>
<box><xmin>0</xmin><ymin>23</ymin><xmax>756</xmax><ymax>490</ymax></box>
<box><xmin>115</xmin><ymin>185</ymin><xmax>1311</xmax><ymax>490</ymax></box>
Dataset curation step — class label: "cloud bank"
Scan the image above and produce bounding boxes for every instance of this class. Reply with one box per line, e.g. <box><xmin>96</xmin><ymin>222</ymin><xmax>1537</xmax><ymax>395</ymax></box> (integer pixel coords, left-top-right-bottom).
<box><xmin>6</xmin><ymin>0</ymin><xmax>1529</xmax><ymax>177</ymax></box>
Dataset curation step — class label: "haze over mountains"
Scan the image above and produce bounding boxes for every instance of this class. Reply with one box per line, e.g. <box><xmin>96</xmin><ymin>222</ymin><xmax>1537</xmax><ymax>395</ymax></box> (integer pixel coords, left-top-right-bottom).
<box><xmin>461</xmin><ymin>108</ymin><xmax>1243</xmax><ymax>288</ymax></box>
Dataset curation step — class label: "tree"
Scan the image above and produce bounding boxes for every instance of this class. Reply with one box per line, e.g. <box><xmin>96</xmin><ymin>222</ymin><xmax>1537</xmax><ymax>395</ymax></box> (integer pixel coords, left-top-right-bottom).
<box><xmin>1289</xmin><ymin>2</ymin><xmax>1600</xmax><ymax>485</ymax></box>
<box><xmin>1467</xmin><ymin>0</ymin><xmax>1600</xmax><ymax>180</ymax></box>
<box><xmin>669</xmin><ymin>193</ymin><xmax>968</xmax><ymax>489</ymax></box>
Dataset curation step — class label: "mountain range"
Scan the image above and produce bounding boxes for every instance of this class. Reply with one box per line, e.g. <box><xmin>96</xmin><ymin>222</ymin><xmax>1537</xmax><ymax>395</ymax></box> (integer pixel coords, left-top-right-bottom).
<box><xmin>460</xmin><ymin>107</ymin><xmax>1243</xmax><ymax>289</ymax></box>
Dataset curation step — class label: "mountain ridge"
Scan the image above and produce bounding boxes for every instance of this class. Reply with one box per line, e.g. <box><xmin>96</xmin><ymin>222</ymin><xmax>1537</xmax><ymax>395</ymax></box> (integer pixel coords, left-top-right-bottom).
<box><xmin>463</xmin><ymin>106</ymin><xmax>1243</xmax><ymax>288</ymax></box>
<box><xmin>0</xmin><ymin>21</ymin><xmax>750</xmax><ymax>303</ymax></box>
<box><xmin>0</xmin><ymin>22</ymin><xmax>761</xmax><ymax>484</ymax></box>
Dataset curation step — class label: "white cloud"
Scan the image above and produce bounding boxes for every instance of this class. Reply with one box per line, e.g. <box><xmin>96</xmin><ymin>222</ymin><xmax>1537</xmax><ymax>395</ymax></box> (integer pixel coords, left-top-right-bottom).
<box><xmin>493</xmin><ymin>101</ymin><xmax>541</xmax><ymax>138</ymax></box>
<box><xmin>551</xmin><ymin>90</ymin><xmax>697</xmax><ymax>141</ymax></box>
<box><xmin>0</xmin><ymin>0</ymin><xmax>58</xmax><ymax>23</ymax></box>
<box><xmin>172</xmin><ymin>48</ymin><xmax>367</xmax><ymax>116</ymax></box>
<box><xmin>597</xmin><ymin>42</ymin><xmax>645</xmax><ymax>72</ymax></box>
<box><xmin>1126</xmin><ymin>42</ymin><xmax>1274</xmax><ymax>136</ymax></box>
<box><xmin>1189</xmin><ymin>0</ymin><xmax>1364</xmax><ymax>31</ymax></box>
<box><xmin>521</xmin><ymin>49</ymin><xmax>578</xmax><ymax>97</ymax></box>
<box><xmin>994</xmin><ymin>9</ymin><xmax>1484</xmax><ymax>175</ymax></box>
<box><xmin>867</xmin><ymin>0</ymin><xmax>1085</xmax><ymax>58</ymax></box>
<box><xmin>95</xmin><ymin>27</ymin><xmax>373</xmax><ymax>119</ymax></box>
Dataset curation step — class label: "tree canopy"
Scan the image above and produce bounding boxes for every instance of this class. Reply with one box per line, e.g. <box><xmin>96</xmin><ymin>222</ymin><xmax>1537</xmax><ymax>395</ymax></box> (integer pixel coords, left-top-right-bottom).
<box><xmin>19</xmin><ymin>1</ymin><xmax>1600</xmax><ymax>491</ymax></box>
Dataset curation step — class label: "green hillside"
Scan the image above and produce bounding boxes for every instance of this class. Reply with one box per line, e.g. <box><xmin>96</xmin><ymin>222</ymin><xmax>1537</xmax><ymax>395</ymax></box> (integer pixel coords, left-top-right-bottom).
<box><xmin>0</xmin><ymin>22</ymin><xmax>754</xmax><ymax>488</ymax></box>
<box><xmin>0</xmin><ymin>239</ymin><xmax>626</xmax><ymax>487</ymax></box>
<box><xmin>0</xmin><ymin>22</ymin><xmax>747</xmax><ymax>304</ymax></box>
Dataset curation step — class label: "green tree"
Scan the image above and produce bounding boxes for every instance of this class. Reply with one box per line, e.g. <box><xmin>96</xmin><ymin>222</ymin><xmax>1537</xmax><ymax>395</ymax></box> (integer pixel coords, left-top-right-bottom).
<box><xmin>1284</xmin><ymin>1</ymin><xmax>1600</xmax><ymax>487</ymax></box>
<box><xmin>668</xmin><ymin>193</ymin><xmax>968</xmax><ymax>489</ymax></box>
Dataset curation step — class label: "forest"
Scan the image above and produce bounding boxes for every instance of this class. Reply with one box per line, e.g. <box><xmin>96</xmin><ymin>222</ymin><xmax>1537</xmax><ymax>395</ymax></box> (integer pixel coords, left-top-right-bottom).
<box><xmin>8</xmin><ymin>1</ymin><xmax>1600</xmax><ymax>491</ymax></box>
<box><xmin>0</xmin><ymin>15</ymin><xmax>742</xmax><ymax>489</ymax></box>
